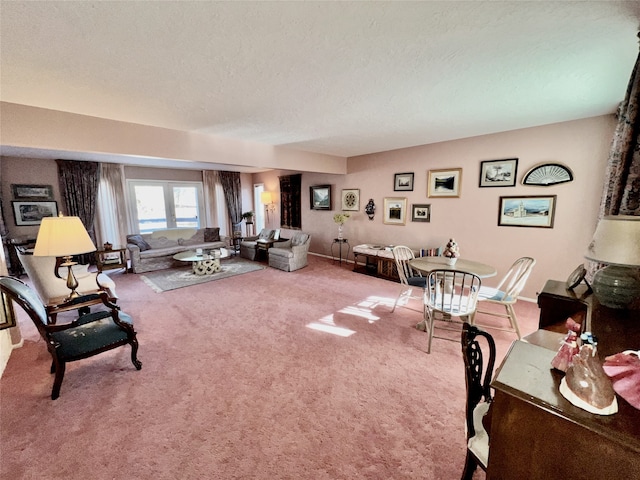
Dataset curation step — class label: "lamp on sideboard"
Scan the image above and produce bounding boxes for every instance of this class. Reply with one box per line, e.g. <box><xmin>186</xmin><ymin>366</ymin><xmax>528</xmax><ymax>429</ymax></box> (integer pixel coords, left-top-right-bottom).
<box><xmin>584</xmin><ymin>215</ymin><xmax>640</xmax><ymax>309</ymax></box>
<box><xmin>261</xmin><ymin>191</ymin><xmax>276</xmax><ymax>222</ymax></box>
<box><xmin>33</xmin><ymin>215</ymin><xmax>96</xmax><ymax>301</ymax></box>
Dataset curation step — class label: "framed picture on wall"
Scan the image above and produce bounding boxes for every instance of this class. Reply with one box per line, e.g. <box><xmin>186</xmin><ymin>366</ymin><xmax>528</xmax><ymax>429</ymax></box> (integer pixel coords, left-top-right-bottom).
<box><xmin>427</xmin><ymin>168</ymin><xmax>462</xmax><ymax>197</ymax></box>
<box><xmin>310</xmin><ymin>185</ymin><xmax>331</xmax><ymax>210</ymax></box>
<box><xmin>0</xmin><ymin>293</ymin><xmax>17</xmax><ymax>331</ymax></box>
<box><xmin>383</xmin><ymin>197</ymin><xmax>407</xmax><ymax>225</ymax></box>
<box><xmin>498</xmin><ymin>195</ymin><xmax>556</xmax><ymax>228</ymax></box>
<box><xmin>12</xmin><ymin>201</ymin><xmax>58</xmax><ymax>226</ymax></box>
<box><xmin>394</xmin><ymin>172</ymin><xmax>414</xmax><ymax>191</ymax></box>
<box><xmin>11</xmin><ymin>184</ymin><xmax>54</xmax><ymax>200</ymax></box>
<box><xmin>411</xmin><ymin>204</ymin><xmax>431</xmax><ymax>222</ymax></box>
<box><xmin>341</xmin><ymin>189</ymin><xmax>360</xmax><ymax>211</ymax></box>
<box><xmin>479</xmin><ymin>158</ymin><xmax>518</xmax><ymax>187</ymax></box>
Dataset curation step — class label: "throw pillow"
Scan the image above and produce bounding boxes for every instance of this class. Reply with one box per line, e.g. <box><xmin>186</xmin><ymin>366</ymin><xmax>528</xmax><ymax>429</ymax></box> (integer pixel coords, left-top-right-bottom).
<box><xmin>127</xmin><ymin>234</ymin><xmax>151</xmax><ymax>252</ymax></box>
<box><xmin>204</xmin><ymin>227</ymin><xmax>220</xmax><ymax>242</ymax></box>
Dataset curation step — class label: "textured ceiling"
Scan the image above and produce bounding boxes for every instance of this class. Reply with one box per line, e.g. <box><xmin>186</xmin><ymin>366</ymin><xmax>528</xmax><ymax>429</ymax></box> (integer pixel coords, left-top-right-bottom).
<box><xmin>1</xmin><ymin>1</ymin><xmax>639</xmax><ymax>161</ymax></box>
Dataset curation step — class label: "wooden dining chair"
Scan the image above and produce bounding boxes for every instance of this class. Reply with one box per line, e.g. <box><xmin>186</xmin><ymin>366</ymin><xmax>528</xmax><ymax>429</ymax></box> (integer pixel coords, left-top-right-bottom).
<box><xmin>423</xmin><ymin>269</ymin><xmax>481</xmax><ymax>353</ymax></box>
<box><xmin>470</xmin><ymin>257</ymin><xmax>535</xmax><ymax>339</ymax></box>
<box><xmin>391</xmin><ymin>246</ymin><xmax>426</xmax><ymax>313</ymax></box>
<box><xmin>461</xmin><ymin>323</ymin><xmax>496</xmax><ymax>479</ymax></box>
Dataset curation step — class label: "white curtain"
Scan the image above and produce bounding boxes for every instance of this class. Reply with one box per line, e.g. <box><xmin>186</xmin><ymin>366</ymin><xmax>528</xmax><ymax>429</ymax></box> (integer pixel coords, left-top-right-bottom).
<box><xmin>203</xmin><ymin>170</ymin><xmax>229</xmax><ymax>235</ymax></box>
<box><xmin>95</xmin><ymin>163</ymin><xmax>129</xmax><ymax>247</ymax></box>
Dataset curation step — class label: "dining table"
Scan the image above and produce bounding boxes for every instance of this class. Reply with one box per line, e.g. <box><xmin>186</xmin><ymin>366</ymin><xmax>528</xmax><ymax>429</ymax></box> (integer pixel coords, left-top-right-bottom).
<box><xmin>408</xmin><ymin>256</ymin><xmax>497</xmax><ymax>278</ymax></box>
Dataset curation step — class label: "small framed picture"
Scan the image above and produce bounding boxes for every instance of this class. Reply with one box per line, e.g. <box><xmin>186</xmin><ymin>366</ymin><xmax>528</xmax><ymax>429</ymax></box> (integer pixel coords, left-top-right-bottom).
<box><xmin>383</xmin><ymin>197</ymin><xmax>408</xmax><ymax>225</ymax></box>
<box><xmin>428</xmin><ymin>168</ymin><xmax>462</xmax><ymax>198</ymax></box>
<box><xmin>479</xmin><ymin>158</ymin><xmax>518</xmax><ymax>187</ymax></box>
<box><xmin>310</xmin><ymin>185</ymin><xmax>331</xmax><ymax>210</ymax></box>
<box><xmin>411</xmin><ymin>204</ymin><xmax>431</xmax><ymax>222</ymax></box>
<box><xmin>498</xmin><ymin>195</ymin><xmax>557</xmax><ymax>228</ymax></box>
<box><xmin>341</xmin><ymin>188</ymin><xmax>360</xmax><ymax>211</ymax></box>
<box><xmin>11</xmin><ymin>184</ymin><xmax>54</xmax><ymax>200</ymax></box>
<box><xmin>12</xmin><ymin>201</ymin><xmax>58</xmax><ymax>226</ymax></box>
<box><xmin>394</xmin><ymin>172</ymin><xmax>414</xmax><ymax>191</ymax></box>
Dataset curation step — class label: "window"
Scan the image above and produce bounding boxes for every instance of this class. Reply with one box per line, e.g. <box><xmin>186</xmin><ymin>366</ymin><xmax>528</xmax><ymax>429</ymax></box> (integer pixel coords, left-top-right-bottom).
<box><xmin>127</xmin><ymin>180</ymin><xmax>204</xmax><ymax>233</ymax></box>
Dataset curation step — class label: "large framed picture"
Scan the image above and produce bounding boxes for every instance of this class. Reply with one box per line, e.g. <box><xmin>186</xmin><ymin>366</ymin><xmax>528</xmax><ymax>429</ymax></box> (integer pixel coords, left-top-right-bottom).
<box><xmin>12</xmin><ymin>201</ymin><xmax>58</xmax><ymax>226</ymax></box>
<box><xmin>479</xmin><ymin>158</ymin><xmax>518</xmax><ymax>187</ymax></box>
<box><xmin>310</xmin><ymin>185</ymin><xmax>331</xmax><ymax>210</ymax></box>
<box><xmin>341</xmin><ymin>188</ymin><xmax>360</xmax><ymax>211</ymax></box>
<box><xmin>411</xmin><ymin>204</ymin><xmax>431</xmax><ymax>222</ymax></box>
<box><xmin>383</xmin><ymin>197</ymin><xmax>407</xmax><ymax>225</ymax></box>
<box><xmin>11</xmin><ymin>184</ymin><xmax>54</xmax><ymax>200</ymax></box>
<box><xmin>428</xmin><ymin>168</ymin><xmax>462</xmax><ymax>198</ymax></box>
<box><xmin>498</xmin><ymin>195</ymin><xmax>556</xmax><ymax>228</ymax></box>
<box><xmin>394</xmin><ymin>172</ymin><xmax>414</xmax><ymax>191</ymax></box>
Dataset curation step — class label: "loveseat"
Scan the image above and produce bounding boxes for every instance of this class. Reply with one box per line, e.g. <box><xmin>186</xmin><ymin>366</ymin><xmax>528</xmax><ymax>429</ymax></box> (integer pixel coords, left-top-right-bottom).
<box><xmin>126</xmin><ymin>227</ymin><xmax>228</xmax><ymax>273</ymax></box>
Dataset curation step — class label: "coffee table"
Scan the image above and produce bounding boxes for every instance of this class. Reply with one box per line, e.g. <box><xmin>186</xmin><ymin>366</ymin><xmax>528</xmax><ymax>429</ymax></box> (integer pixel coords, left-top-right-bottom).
<box><xmin>173</xmin><ymin>248</ymin><xmax>231</xmax><ymax>276</ymax></box>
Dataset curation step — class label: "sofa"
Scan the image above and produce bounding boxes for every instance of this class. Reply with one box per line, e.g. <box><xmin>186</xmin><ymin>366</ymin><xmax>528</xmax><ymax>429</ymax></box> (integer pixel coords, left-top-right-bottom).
<box><xmin>126</xmin><ymin>227</ymin><xmax>229</xmax><ymax>273</ymax></box>
<box><xmin>268</xmin><ymin>231</ymin><xmax>311</xmax><ymax>272</ymax></box>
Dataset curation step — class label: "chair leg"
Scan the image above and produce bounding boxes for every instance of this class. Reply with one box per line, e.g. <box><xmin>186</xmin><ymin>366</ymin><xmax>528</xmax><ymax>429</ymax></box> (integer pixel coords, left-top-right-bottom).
<box><xmin>506</xmin><ymin>304</ymin><xmax>521</xmax><ymax>339</ymax></box>
<box><xmin>129</xmin><ymin>338</ymin><xmax>142</xmax><ymax>370</ymax></box>
<box><xmin>391</xmin><ymin>287</ymin><xmax>412</xmax><ymax>312</ymax></box>
<box><xmin>461</xmin><ymin>449</ymin><xmax>478</xmax><ymax>480</ymax></box>
<box><xmin>425</xmin><ymin>308</ymin><xmax>435</xmax><ymax>354</ymax></box>
<box><xmin>51</xmin><ymin>360</ymin><xmax>65</xmax><ymax>400</ymax></box>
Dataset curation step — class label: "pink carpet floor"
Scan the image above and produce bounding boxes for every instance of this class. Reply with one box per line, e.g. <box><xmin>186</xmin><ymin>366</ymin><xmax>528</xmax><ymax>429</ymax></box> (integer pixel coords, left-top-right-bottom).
<box><xmin>1</xmin><ymin>255</ymin><xmax>540</xmax><ymax>479</ymax></box>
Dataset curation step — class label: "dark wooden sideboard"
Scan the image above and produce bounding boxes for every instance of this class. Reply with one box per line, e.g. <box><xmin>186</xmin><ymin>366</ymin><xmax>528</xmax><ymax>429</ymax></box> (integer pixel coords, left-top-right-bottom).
<box><xmin>487</xmin><ymin>281</ymin><xmax>640</xmax><ymax>479</ymax></box>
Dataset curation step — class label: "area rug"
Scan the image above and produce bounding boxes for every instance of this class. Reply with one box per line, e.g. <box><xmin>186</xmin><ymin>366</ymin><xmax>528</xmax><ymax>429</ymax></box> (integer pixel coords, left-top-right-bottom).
<box><xmin>140</xmin><ymin>257</ymin><xmax>265</xmax><ymax>292</ymax></box>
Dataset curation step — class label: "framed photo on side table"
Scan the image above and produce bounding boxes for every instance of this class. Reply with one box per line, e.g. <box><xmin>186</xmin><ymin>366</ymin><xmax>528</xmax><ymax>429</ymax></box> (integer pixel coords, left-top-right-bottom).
<box><xmin>341</xmin><ymin>189</ymin><xmax>360</xmax><ymax>211</ymax></box>
<box><xmin>479</xmin><ymin>158</ymin><xmax>518</xmax><ymax>187</ymax></box>
<box><xmin>310</xmin><ymin>185</ymin><xmax>331</xmax><ymax>210</ymax></box>
<box><xmin>411</xmin><ymin>204</ymin><xmax>431</xmax><ymax>222</ymax></box>
<box><xmin>383</xmin><ymin>197</ymin><xmax>408</xmax><ymax>225</ymax></box>
<box><xmin>498</xmin><ymin>195</ymin><xmax>556</xmax><ymax>228</ymax></box>
<box><xmin>394</xmin><ymin>173</ymin><xmax>414</xmax><ymax>191</ymax></box>
<box><xmin>12</xmin><ymin>201</ymin><xmax>58</xmax><ymax>226</ymax></box>
<box><xmin>428</xmin><ymin>168</ymin><xmax>462</xmax><ymax>197</ymax></box>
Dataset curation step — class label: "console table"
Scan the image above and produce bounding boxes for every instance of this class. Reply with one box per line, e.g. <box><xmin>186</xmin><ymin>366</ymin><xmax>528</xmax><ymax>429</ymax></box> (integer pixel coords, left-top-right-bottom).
<box><xmin>487</xmin><ymin>286</ymin><xmax>640</xmax><ymax>479</ymax></box>
<box><xmin>352</xmin><ymin>244</ymin><xmax>399</xmax><ymax>280</ymax></box>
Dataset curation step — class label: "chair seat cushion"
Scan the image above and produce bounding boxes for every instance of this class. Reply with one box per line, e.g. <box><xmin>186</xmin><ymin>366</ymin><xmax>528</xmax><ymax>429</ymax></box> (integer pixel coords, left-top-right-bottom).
<box><xmin>467</xmin><ymin>401</ymin><xmax>490</xmax><ymax>468</ymax></box>
<box><xmin>50</xmin><ymin>311</ymin><xmax>133</xmax><ymax>360</ymax></box>
<box><xmin>407</xmin><ymin>276</ymin><xmax>427</xmax><ymax>287</ymax></box>
<box><xmin>478</xmin><ymin>287</ymin><xmax>513</xmax><ymax>302</ymax></box>
<box><xmin>269</xmin><ymin>247</ymin><xmax>293</xmax><ymax>258</ymax></box>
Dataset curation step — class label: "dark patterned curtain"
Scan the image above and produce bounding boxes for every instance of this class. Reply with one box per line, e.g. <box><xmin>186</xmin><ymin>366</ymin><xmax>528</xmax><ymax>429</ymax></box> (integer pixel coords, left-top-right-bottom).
<box><xmin>218</xmin><ymin>171</ymin><xmax>242</xmax><ymax>225</ymax></box>
<box><xmin>0</xmin><ymin>158</ymin><xmax>12</xmax><ymax>274</ymax></box>
<box><xmin>598</xmin><ymin>33</ymin><xmax>640</xmax><ymax>217</ymax></box>
<box><xmin>56</xmin><ymin>160</ymin><xmax>101</xmax><ymax>264</ymax></box>
<box><xmin>279</xmin><ymin>174</ymin><xmax>302</xmax><ymax>229</ymax></box>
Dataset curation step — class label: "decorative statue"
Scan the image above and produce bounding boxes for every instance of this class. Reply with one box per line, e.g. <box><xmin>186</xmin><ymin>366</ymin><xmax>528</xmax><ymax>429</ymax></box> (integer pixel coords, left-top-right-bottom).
<box><xmin>365</xmin><ymin>199</ymin><xmax>376</xmax><ymax>220</ymax></box>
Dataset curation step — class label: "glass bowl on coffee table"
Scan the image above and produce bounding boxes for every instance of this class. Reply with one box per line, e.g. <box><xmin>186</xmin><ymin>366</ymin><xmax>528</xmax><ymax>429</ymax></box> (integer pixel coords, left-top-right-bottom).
<box><xmin>173</xmin><ymin>248</ymin><xmax>231</xmax><ymax>276</ymax></box>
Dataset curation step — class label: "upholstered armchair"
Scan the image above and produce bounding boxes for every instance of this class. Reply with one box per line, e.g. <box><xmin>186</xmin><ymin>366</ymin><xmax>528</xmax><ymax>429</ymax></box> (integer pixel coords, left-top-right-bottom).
<box><xmin>240</xmin><ymin>229</ymin><xmax>275</xmax><ymax>260</ymax></box>
<box><xmin>268</xmin><ymin>232</ymin><xmax>311</xmax><ymax>272</ymax></box>
<box><xmin>16</xmin><ymin>249</ymin><xmax>117</xmax><ymax>305</ymax></box>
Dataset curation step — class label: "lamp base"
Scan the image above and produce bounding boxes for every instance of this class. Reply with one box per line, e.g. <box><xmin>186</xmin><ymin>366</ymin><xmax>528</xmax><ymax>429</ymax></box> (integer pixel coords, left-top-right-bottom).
<box><xmin>592</xmin><ymin>265</ymin><xmax>640</xmax><ymax>309</ymax></box>
<box><xmin>61</xmin><ymin>258</ymin><xmax>81</xmax><ymax>301</ymax></box>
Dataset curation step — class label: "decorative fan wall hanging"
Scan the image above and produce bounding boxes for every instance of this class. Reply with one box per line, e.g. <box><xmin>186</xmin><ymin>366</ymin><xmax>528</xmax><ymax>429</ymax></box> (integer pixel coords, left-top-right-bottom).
<box><xmin>522</xmin><ymin>163</ymin><xmax>573</xmax><ymax>186</ymax></box>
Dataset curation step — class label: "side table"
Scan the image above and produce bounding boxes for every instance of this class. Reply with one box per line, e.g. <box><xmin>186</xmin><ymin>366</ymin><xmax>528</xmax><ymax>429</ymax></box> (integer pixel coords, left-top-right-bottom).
<box><xmin>331</xmin><ymin>238</ymin><xmax>350</xmax><ymax>266</ymax></box>
<box><xmin>95</xmin><ymin>247</ymin><xmax>128</xmax><ymax>273</ymax></box>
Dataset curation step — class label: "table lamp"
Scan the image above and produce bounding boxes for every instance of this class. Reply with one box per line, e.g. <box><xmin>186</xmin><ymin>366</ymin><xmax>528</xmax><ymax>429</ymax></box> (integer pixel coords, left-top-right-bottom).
<box><xmin>33</xmin><ymin>215</ymin><xmax>96</xmax><ymax>300</ymax></box>
<box><xmin>584</xmin><ymin>215</ymin><xmax>640</xmax><ymax>309</ymax></box>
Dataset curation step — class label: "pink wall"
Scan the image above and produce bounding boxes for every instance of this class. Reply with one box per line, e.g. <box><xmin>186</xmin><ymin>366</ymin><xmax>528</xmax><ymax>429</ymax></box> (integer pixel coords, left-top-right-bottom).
<box><xmin>256</xmin><ymin>115</ymin><xmax>616</xmax><ymax>299</ymax></box>
<box><xmin>1</xmin><ymin>114</ymin><xmax>616</xmax><ymax>299</ymax></box>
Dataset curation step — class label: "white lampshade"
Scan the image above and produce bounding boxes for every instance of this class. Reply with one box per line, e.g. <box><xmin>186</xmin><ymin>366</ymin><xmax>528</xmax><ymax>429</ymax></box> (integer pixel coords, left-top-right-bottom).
<box><xmin>261</xmin><ymin>191</ymin><xmax>273</xmax><ymax>204</ymax></box>
<box><xmin>584</xmin><ymin>215</ymin><xmax>640</xmax><ymax>267</ymax></box>
<box><xmin>33</xmin><ymin>216</ymin><xmax>96</xmax><ymax>257</ymax></box>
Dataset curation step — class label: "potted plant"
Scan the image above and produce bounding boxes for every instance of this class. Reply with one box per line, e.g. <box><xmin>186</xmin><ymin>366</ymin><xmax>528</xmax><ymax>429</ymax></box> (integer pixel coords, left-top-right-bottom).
<box><xmin>241</xmin><ymin>211</ymin><xmax>255</xmax><ymax>223</ymax></box>
<box><xmin>333</xmin><ymin>212</ymin><xmax>351</xmax><ymax>240</ymax></box>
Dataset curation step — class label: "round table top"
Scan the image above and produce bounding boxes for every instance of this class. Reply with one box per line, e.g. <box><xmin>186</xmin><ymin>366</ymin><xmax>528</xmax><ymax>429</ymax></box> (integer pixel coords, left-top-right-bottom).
<box><xmin>173</xmin><ymin>248</ymin><xmax>231</xmax><ymax>262</ymax></box>
<box><xmin>409</xmin><ymin>256</ymin><xmax>497</xmax><ymax>278</ymax></box>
